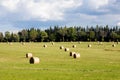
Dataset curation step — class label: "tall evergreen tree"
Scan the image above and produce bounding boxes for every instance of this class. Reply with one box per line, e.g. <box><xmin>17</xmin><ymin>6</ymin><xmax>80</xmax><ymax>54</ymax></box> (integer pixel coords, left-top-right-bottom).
<box><xmin>0</xmin><ymin>32</ymin><xmax>3</xmax><ymax>42</ymax></box>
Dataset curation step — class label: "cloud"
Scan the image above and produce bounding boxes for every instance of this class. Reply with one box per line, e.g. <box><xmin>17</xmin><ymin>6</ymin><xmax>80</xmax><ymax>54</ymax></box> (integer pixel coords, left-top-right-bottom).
<box><xmin>0</xmin><ymin>0</ymin><xmax>120</xmax><ymax>33</ymax></box>
<box><xmin>0</xmin><ymin>0</ymin><xmax>82</xmax><ymax>21</ymax></box>
<box><xmin>79</xmin><ymin>0</ymin><xmax>118</xmax><ymax>16</ymax></box>
<box><xmin>117</xmin><ymin>22</ymin><xmax>120</xmax><ymax>26</ymax></box>
<box><xmin>89</xmin><ymin>14</ymin><xmax>120</xmax><ymax>26</ymax></box>
<box><xmin>87</xmin><ymin>0</ymin><xmax>109</xmax><ymax>9</ymax></box>
<box><xmin>0</xmin><ymin>0</ymin><xmax>19</xmax><ymax>12</ymax></box>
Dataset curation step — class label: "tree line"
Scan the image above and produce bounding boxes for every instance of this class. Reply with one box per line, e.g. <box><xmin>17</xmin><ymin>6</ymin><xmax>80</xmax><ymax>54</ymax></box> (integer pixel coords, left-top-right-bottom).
<box><xmin>0</xmin><ymin>25</ymin><xmax>120</xmax><ymax>42</ymax></box>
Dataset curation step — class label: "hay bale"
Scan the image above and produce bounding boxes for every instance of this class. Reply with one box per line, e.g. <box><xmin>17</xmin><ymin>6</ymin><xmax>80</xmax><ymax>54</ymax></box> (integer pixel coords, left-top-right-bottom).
<box><xmin>112</xmin><ymin>44</ymin><xmax>116</xmax><ymax>47</ymax></box>
<box><xmin>100</xmin><ymin>42</ymin><xmax>103</xmax><ymax>45</ymax></box>
<box><xmin>9</xmin><ymin>43</ymin><xmax>12</xmax><ymax>45</ymax></box>
<box><xmin>29</xmin><ymin>57</ymin><xmax>40</xmax><ymax>64</ymax></box>
<box><xmin>7</xmin><ymin>42</ymin><xmax>9</xmax><ymax>44</ymax></box>
<box><xmin>43</xmin><ymin>44</ymin><xmax>47</xmax><ymax>48</ymax></box>
<box><xmin>98</xmin><ymin>42</ymin><xmax>102</xmax><ymax>45</ymax></box>
<box><xmin>73</xmin><ymin>53</ymin><xmax>80</xmax><ymax>58</ymax></box>
<box><xmin>65</xmin><ymin>48</ymin><xmax>69</xmax><ymax>52</ymax></box>
<box><xmin>60</xmin><ymin>46</ymin><xmax>64</xmax><ymax>49</ymax></box>
<box><xmin>51</xmin><ymin>42</ymin><xmax>54</xmax><ymax>45</ymax></box>
<box><xmin>70</xmin><ymin>52</ymin><xmax>75</xmax><ymax>56</ymax></box>
<box><xmin>88</xmin><ymin>44</ymin><xmax>91</xmax><ymax>47</ymax></box>
<box><xmin>72</xmin><ymin>45</ymin><xmax>76</xmax><ymax>48</ymax></box>
<box><xmin>117</xmin><ymin>42</ymin><xmax>119</xmax><ymax>44</ymax></box>
<box><xmin>78</xmin><ymin>41</ymin><xmax>81</xmax><ymax>44</ymax></box>
<box><xmin>26</xmin><ymin>53</ymin><xmax>33</xmax><ymax>58</ymax></box>
<box><xmin>22</xmin><ymin>42</ymin><xmax>25</xmax><ymax>45</ymax></box>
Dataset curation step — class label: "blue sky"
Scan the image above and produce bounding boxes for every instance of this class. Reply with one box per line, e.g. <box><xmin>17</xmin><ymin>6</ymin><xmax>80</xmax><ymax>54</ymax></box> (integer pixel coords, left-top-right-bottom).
<box><xmin>0</xmin><ymin>0</ymin><xmax>120</xmax><ymax>33</ymax></box>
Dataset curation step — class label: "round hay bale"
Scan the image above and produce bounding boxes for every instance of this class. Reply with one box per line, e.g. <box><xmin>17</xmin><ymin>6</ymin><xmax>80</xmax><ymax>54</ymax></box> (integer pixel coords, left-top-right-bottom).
<box><xmin>22</xmin><ymin>42</ymin><xmax>25</xmax><ymax>45</ymax></box>
<box><xmin>117</xmin><ymin>42</ymin><xmax>119</xmax><ymax>44</ymax></box>
<box><xmin>88</xmin><ymin>44</ymin><xmax>91</xmax><ymax>47</ymax></box>
<box><xmin>43</xmin><ymin>44</ymin><xmax>47</xmax><ymax>48</ymax></box>
<box><xmin>98</xmin><ymin>42</ymin><xmax>102</xmax><ymax>45</ymax></box>
<box><xmin>100</xmin><ymin>42</ymin><xmax>103</xmax><ymax>45</ymax></box>
<box><xmin>51</xmin><ymin>42</ymin><xmax>54</xmax><ymax>45</ymax></box>
<box><xmin>60</xmin><ymin>46</ymin><xmax>64</xmax><ymax>49</ymax></box>
<box><xmin>29</xmin><ymin>57</ymin><xmax>40</xmax><ymax>64</ymax></box>
<box><xmin>7</xmin><ymin>42</ymin><xmax>9</xmax><ymax>44</ymax></box>
<box><xmin>78</xmin><ymin>41</ymin><xmax>81</xmax><ymax>44</ymax></box>
<box><xmin>10</xmin><ymin>43</ymin><xmax>12</xmax><ymax>45</ymax></box>
<box><xmin>112</xmin><ymin>44</ymin><xmax>116</xmax><ymax>47</ymax></box>
<box><xmin>73</xmin><ymin>53</ymin><xmax>80</xmax><ymax>58</ymax></box>
<box><xmin>70</xmin><ymin>52</ymin><xmax>75</xmax><ymax>56</ymax></box>
<box><xmin>72</xmin><ymin>45</ymin><xmax>76</xmax><ymax>48</ymax></box>
<box><xmin>65</xmin><ymin>48</ymin><xmax>69</xmax><ymax>52</ymax></box>
<box><xmin>26</xmin><ymin>53</ymin><xmax>33</xmax><ymax>58</ymax></box>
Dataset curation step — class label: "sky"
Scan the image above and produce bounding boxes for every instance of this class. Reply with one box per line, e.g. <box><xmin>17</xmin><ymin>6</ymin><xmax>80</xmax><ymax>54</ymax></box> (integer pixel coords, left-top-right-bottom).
<box><xmin>0</xmin><ymin>0</ymin><xmax>120</xmax><ymax>33</ymax></box>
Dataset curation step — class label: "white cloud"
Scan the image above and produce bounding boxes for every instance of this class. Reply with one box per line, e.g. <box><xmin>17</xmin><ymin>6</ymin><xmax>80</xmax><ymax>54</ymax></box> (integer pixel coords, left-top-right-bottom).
<box><xmin>0</xmin><ymin>0</ymin><xmax>19</xmax><ymax>12</ymax></box>
<box><xmin>90</xmin><ymin>14</ymin><xmax>120</xmax><ymax>26</ymax></box>
<box><xmin>117</xmin><ymin>22</ymin><xmax>120</xmax><ymax>26</ymax></box>
<box><xmin>0</xmin><ymin>0</ymin><xmax>120</xmax><ymax>33</ymax></box>
<box><xmin>25</xmin><ymin>0</ymin><xmax>82</xmax><ymax>21</ymax></box>
<box><xmin>0</xmin><ymin>0</ymin><xmax>82</xmax><ymax>21</ymax></box>
<box><xmin>87</xmin><ymin>0</ymin><xmax>109</xmax><ymax>9</ymax></box>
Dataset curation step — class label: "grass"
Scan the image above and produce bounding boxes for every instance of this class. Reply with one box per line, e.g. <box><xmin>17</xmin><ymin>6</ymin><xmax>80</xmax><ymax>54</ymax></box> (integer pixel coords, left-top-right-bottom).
<box><xmin>0</xmin><ymin>42</ymin><xmax>120</xmax><ymax>80</ymax></box>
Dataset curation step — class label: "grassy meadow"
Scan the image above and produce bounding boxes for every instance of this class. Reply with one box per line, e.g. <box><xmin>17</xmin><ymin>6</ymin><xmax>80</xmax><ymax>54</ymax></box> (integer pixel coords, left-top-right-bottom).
<box><xmin>0</xmin><ymin>42</ymin><xmax>120</xmax><ymax>80</ymax></box>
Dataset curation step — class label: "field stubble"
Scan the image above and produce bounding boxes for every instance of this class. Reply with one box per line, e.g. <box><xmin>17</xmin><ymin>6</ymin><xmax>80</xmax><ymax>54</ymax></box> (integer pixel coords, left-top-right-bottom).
<box><xmin>0</xmin><ymin>42</ymin><xmax>120</xmax><ymax>80</ymax></box>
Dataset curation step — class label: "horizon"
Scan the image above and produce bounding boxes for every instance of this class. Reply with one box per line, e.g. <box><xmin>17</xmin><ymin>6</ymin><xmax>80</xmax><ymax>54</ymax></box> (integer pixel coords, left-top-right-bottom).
<box><xmin>1</xmin><ymin>24</ymin><xmax>120</xmax><ymax>34</ymax></box>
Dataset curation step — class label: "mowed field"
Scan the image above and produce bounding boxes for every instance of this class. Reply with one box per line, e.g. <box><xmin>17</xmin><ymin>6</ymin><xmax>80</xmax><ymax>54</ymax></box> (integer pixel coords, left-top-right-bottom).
<box><xmin>0</xmin><ymin>42</ymin><xmax>120</xmax><ymax>80</ymax></box>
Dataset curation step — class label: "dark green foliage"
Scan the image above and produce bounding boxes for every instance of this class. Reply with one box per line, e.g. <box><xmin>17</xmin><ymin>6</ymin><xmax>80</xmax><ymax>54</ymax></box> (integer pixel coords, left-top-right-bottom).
<box><xmin>0</xmin><ymin>32</ymin><xmax>3</xmax><ymax>42</ymax></box>
<box><xmin>0</xmin><ymin>25</ymin><xmax>120</xmax><ymax>42</ymax></box>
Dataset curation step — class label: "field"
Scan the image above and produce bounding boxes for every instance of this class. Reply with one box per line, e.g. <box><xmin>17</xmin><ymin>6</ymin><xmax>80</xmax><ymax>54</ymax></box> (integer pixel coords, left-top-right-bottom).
<box><xmin>0</xmin><ymin>42</ymin><xmax>120</xmax><ymax>80</ymax></box>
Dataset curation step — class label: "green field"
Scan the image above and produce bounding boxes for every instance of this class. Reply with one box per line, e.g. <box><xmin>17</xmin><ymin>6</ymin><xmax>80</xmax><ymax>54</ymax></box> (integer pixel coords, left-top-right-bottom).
<box><xmin>0</xmin><ymin>42</ymin><xmax>120</xmax><ymax>80</ymax></box>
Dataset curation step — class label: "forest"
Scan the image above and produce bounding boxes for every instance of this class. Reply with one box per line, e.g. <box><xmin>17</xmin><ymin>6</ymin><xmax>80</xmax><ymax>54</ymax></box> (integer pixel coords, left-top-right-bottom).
<box><xmin>0</xmin><ymin>25</ymin><xmax>120</xmax><ymax>42</ymax></box>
